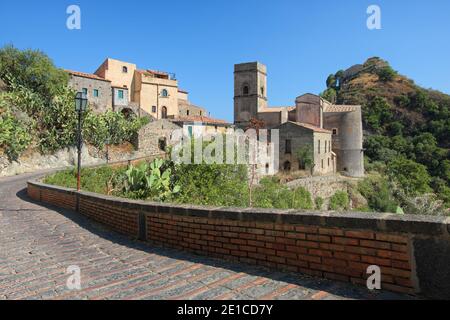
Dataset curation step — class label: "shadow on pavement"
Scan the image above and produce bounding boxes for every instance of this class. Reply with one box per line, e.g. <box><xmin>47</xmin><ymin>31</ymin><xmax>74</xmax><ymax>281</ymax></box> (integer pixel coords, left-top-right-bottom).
<box><xmin>16</xmin><ymin>187</ymin><xmax>416</xmax><ymax>300</ymax></box>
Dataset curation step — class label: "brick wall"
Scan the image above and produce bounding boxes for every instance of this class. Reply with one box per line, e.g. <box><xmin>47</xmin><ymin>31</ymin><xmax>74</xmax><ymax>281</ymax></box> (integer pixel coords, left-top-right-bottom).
<box><xmin>146</xmin><ymin>213</ymin><xmax>413</xmax><ymax>294</ymax></box>
<box><xmin>27</xmin><ymin>180</ymin><xmax>450</xmax><ymax>299</ymax></box>
<box><xmin>79</xmin><ymin>196</ymin><xmax>139</xmax><ymax>237</ymax></box>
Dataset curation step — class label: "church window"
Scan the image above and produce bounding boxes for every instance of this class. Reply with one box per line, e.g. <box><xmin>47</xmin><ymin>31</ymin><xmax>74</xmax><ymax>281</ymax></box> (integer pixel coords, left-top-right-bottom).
<box><xmin>243</xmin><ymin>85</ymin><xmax>249</xmax><ymax>95</ymax></box>
<box><xmin>332</xmin><ymin>128</ymin><xmax>338</xmax><ymax>135</ymax></box>
<box><xmin>285</xmin><ymin>139</ymin><xmax>292</xmax><ymax>154</ymax></box>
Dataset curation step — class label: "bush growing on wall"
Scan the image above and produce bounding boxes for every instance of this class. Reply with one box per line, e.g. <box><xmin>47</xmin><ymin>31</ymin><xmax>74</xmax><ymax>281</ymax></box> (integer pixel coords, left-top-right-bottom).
<box><xmin>253</xmin><ymin>177</ymin><xmax>313</xmax><ymax>210</ymax></box>
<box><xmin>358</xmin><ymin>175</ymin><xmax>399</xmax><ymax>213</ymax></box>
<box><xmin>329</xmin><ymin>191</ymin><xmax>350</xmax><ymax>211</ymax></box>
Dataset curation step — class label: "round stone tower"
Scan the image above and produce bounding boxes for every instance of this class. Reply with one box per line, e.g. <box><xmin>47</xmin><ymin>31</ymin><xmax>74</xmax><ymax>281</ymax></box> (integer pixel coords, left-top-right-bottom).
<box><xmin>337</xmin><ymin>106</ymin><xmax>364</xmax><ymax>177</ymax></box>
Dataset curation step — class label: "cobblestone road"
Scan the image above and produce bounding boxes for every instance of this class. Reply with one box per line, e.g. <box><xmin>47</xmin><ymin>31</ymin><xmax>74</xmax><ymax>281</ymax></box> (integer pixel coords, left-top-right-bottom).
<box><xmin>0</xmin><ymin>172</ymin><xmax>411</xmax><ymax>300</ymax></box>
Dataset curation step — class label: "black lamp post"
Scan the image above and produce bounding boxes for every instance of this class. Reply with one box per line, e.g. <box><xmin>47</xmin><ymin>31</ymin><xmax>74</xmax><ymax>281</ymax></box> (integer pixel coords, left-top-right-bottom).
<box><xmin>75</xmin><ymin>92</ymin><xmax>88</xmax><ymax>191</ymax></box>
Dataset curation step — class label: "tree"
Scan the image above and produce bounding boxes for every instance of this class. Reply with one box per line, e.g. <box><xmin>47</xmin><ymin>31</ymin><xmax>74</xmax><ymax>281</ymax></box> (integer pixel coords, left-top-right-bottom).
<box><xmin>334</xmin><ymin>70</ymin><xmax>345</xmax><ymax>89</ymax></box>
<box><xmin>0</xmin><ymin>45</ymin><xmax>69</xmax><ymax>101</ymax></box>
<box><xmin>320</xmin><ymin>88</ymin><xmax>337</xmax><ymax>103</ymax></box>
<box><xmin>295</xmin><ymin>145</ymin><xmax>314</xmax><ymax>175</ymax></box>
<box><xmin>376</xmin><ymin>66</ymin><xmax>396</xmax><ymax>82</ymax></box>
<box><xmin>326</xmin><ymin>74</ymin><xmax>337</xmax><ymax>89</ymax></box>
<box><xmin>364</xmin><ymin>97</ymin><xmax>394</xmax><ymax>133</ymax></box>
<box><xmin>387</xmin><ymin>157</ymin><xmax>432</xmax><ymax>195</ymax></box>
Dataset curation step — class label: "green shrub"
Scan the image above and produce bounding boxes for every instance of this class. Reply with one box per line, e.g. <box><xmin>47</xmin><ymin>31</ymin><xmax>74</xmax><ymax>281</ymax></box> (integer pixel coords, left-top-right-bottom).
<box><xmin>329</xmin><ymin>191</ymin><xmax>350</xmax><ymax>211</ymax></box>
<box><xmin>84</xmin><ymin>111</ymin><xmax>149</xmax><ymax>149</ymax></box>
<box><xmin>0</xmin><ymin>109</ymin><xmax>32</xmax><ymax>160</ymax></box>
<box><xmin>253</xmin><ymin>177</ymin><xmax>313</xmax><ymax>210</ymax></box>
<box><xmin>376</xmin><ymin>66</ymin><xmax>396</xmax><ymax>82</ymax></box>
<box><xmin>175</xmin><ymin>163</ymin><xmax>249</xmax><ymax>207</ymax></box>
<box><xmin>315</xmin><ymin>197</ymin><xmax>324</xmax><ymax>210</ymax></box>
<box><xmin>44</xmin><ymin>166</ymin><xmax>123</xmax><ymax>194</ymax></box>
<box><xmin>358</xmin><ymin>175</ymin><xmax>398</xmax><ymax>213</ymax></box>
<box><xmin>387</xmin><ymin>157</ymin><xmax>432</xmax><ymax>196</ymax></box>
<box><xmin>292</xmin><ymin>187</ymin><xmax>314</xmax><ymax>210</ymax></box>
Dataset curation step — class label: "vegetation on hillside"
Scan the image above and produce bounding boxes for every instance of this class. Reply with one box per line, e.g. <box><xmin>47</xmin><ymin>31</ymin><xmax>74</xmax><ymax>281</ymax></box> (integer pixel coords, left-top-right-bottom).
<box><xmin>321</xmin><ymin>57</ymin><xmax>450</xmax><ymax>211</ymax></box>
<box><xmin>0</xmin><ymin>45</ymin><xmax>149</xmax><ymax>161</ymax></box>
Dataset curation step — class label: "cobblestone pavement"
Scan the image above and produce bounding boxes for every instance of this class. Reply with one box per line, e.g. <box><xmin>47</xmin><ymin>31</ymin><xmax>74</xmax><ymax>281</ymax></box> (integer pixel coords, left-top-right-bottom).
<box><xmin>0</xmin><ymin>171</ymin><xmax>413</xmax><ymax>300</ymax></box>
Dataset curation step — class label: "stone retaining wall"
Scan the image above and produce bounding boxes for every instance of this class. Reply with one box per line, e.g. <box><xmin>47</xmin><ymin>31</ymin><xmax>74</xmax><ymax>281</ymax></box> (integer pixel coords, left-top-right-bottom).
<box><xmin>27</xmin><ymin>180</ymin><xmax>450</xmax><ymax>299</ymax></box>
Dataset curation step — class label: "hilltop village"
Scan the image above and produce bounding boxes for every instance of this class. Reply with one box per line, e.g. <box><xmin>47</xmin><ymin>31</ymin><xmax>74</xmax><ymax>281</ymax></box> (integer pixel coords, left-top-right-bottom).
<box><xmin>66</xmin><ymin>58</ymin><xmax>364</xmax><ymax>177</ymax></box>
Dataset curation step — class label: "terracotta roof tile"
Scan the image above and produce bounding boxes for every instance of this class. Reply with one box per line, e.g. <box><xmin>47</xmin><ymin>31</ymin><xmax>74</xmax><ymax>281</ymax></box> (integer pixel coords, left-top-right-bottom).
<box><xmin>284</xmin><ymin>122</ymin><xmax>332</xmax><ymax>134</ymax></box>
<box><xmin>324</xmin><ymin>105</ymin><xmax>358</xmax><ymax>113</ymax></box>
<box><xmin>259</xmin><ymin>106</ymin><xmax>295</xmax><ymax>113</ymax></box>
<box><xmin>174</xmin><ymin>115</ymin><xmax>230</xmax><ymax>125</ymax></box>
<box><xmin>66</xmin><ymin>70</ymin><xmax>111</xmax><ymax>82</ymax></box>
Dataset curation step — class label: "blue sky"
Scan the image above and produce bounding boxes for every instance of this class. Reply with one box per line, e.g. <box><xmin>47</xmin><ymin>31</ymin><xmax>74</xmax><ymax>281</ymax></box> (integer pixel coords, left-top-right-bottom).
<box><xmin>1</xmin><ymin>0</ymin><xmax>449</xmax><ymax>121</ymax></box>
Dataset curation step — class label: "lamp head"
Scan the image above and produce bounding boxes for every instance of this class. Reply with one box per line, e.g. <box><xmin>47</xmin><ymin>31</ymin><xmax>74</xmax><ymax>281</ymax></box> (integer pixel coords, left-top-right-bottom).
<box><xmin>75</xmin><ymin>92</ymin><xmax>88</xmax><ymax>111</ymax></box>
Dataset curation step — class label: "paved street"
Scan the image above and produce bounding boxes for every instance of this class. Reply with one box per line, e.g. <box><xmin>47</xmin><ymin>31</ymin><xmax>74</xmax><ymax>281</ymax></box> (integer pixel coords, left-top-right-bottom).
<box><xmin>0</xmin><ymin>171</ymin><xmax>411</xmax><ymax>300</ymax></box>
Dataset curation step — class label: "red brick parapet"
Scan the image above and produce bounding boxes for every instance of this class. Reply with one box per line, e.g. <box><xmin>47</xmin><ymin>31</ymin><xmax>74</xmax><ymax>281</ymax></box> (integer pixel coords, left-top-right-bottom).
<box><xmin>27</xmin><ymin>180</ymin><xmax>450</xmax><ymax>299</ymax></box>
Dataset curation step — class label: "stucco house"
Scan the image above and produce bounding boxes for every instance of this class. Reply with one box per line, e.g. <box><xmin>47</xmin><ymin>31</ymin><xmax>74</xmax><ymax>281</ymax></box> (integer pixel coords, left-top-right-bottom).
<box><xmin>67</xmin><ymin>58</ymin><xmax>207</xmax><ymax>120</ymax></box>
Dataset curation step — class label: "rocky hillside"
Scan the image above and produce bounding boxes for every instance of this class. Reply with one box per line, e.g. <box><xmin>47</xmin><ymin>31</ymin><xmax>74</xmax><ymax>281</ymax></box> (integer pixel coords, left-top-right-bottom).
<box><xmin>322</xmin><ymin>57</ymin><xmax>450</xmax><ymax>207</ymax></box>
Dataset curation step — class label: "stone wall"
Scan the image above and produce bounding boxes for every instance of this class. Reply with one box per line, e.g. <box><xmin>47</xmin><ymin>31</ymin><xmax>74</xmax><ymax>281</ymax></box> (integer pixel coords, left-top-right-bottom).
<box><xmin>27</xmin><ymin>180</ymin><xmax>450</xmax><ymax>299</ymax></box>
<box><xmin>133</xmin><ymin>119</ymin><xmax>181</xmax><ymax>154</ymax></box>
<box><xmin>0</xmin><ymin>144</ymin><xmax>161</xmax><ymax>178</ymax></box>
<box><xmin>286</xmin><ymin>175</ymin><xmax>365</xmax><ymax>209</ymax></box>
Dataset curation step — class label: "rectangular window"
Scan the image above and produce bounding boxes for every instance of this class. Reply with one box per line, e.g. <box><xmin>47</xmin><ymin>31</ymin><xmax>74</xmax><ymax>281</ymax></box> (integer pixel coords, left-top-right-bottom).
<box><xmin>82</xmin><ymin>88</ymin><xmax>88</xmax><ymax>95</ymax></box>
<box><xmin>93</xmin><ymin>89</ymin><xmax>99</xmax><ymax>97</ymax></box>
<box><xmin>325</xmin><ymin>141</ymin><xmax>327</xmax><ymax>153</ymax></box>
<box><xmin>187</xmin><ymin>110</ymin><xmax>190</xmax><ymax>116</ymax></box>
<box><xmin>322</xmin><ymin>159</ymin><xmax>324</xmax><ymax>169</ymax></box>
<box><xmin>318</xmin><ymin>140</ymin><xmax>321</xmax><ymax>154</ymax></box>
<box><xmin>332</xmin><ymin>128</ymin><xmax>338</xmax><ymax>135</ymax></box>
<box><xmin>188</xmin><ymin>126</ymin><xmax>193</xmax><ymax>138</ymax></box>
<box><xmin>118</xmin><ymin>90</ymin><xmax>124</xmax><ymax>99</ymax></box>
<box><xmin>329</xmin><ymin>141</ymin><xmax>331</xmax><ymax>152</ymax></box>
<box><xmin>328</xmin><ymin>158</ymin><xmax>330</xmax><ymax>167</ymax></box>
<box><xmin>152</xmin><ymin>106</ymin><xmax>157</xmax><ymax>113</ymax></box>
<box><xmin>285</xmin><ymin>140</ymin><xmax>292</xmax><ymax>154</ymax></box>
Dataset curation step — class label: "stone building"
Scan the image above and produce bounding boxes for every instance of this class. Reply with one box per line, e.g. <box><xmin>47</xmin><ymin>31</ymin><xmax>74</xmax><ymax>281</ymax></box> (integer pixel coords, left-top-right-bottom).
<box><xmin>178</xmin><ymin>89</ymin><xmax>207</xmax><ymax>117</ymax></box>
<box><xmin>134</xmin><ymin>116</ymin><xmax>232</xmax><ymax>154</ymax></box>
<box><xmin>67</xmin><ymin>71</ymin><xmax>112</xmax><ymax>113</ymax></box>
<box><xmin>277</xmin><ymin>122</ymin><xmax>336</xmax><ymax>175</ymax></box>
<box><xmin>233</xmin><ymin>62</ymin><xmax>364</xmax><ymax>177</ymax></box>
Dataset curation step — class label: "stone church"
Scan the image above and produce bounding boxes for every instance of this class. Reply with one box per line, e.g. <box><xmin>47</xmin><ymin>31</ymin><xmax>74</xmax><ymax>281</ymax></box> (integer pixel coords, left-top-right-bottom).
<box><xmin>234</xmin><ymin>62</ymin><xmax>364</xmax><ymax>178</ymax></box>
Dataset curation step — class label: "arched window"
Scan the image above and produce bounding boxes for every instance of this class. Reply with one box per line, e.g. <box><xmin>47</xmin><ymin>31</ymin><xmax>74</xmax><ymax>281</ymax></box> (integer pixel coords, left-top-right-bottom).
<box><xmin>122</xmin><ymin>66</ymin><xmax>128</xmax><ymax>73</ymax></box>
<box><xmin>161</xmin><ymin>89</ymin><xmax>168</xmax><ymax>97</ymax></box>
<box><xmin>161</xmin><ymin>106</ymin><xmax>168</xmax><ymax>119</ymax></box>
<box><xmin>243</xmin><ymin>85</ymin><xmax>249</xmax><ymax>95</ymax></box>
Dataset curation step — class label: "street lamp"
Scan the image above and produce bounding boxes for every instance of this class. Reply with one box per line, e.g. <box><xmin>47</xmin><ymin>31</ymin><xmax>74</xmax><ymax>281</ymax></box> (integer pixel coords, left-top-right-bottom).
<box><xmin>75</xmin><ymin>92</ymin><xmax>88</xmax><ymax>191</ymax></box>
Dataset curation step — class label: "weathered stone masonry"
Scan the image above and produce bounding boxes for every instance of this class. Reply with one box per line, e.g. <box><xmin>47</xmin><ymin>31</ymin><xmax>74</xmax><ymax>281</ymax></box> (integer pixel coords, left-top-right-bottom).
<box><xmin>28</xmin><ymin>180</ymin><xmax>450</xmax><ymax>299</ymax></box>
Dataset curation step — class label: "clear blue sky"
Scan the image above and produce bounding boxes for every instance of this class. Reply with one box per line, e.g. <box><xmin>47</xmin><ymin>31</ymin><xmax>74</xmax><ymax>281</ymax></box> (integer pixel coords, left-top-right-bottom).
<box><xmin>1</xmin><ymin>0</ymin><xmax>449</xmax><ymax>121</ymax></box>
